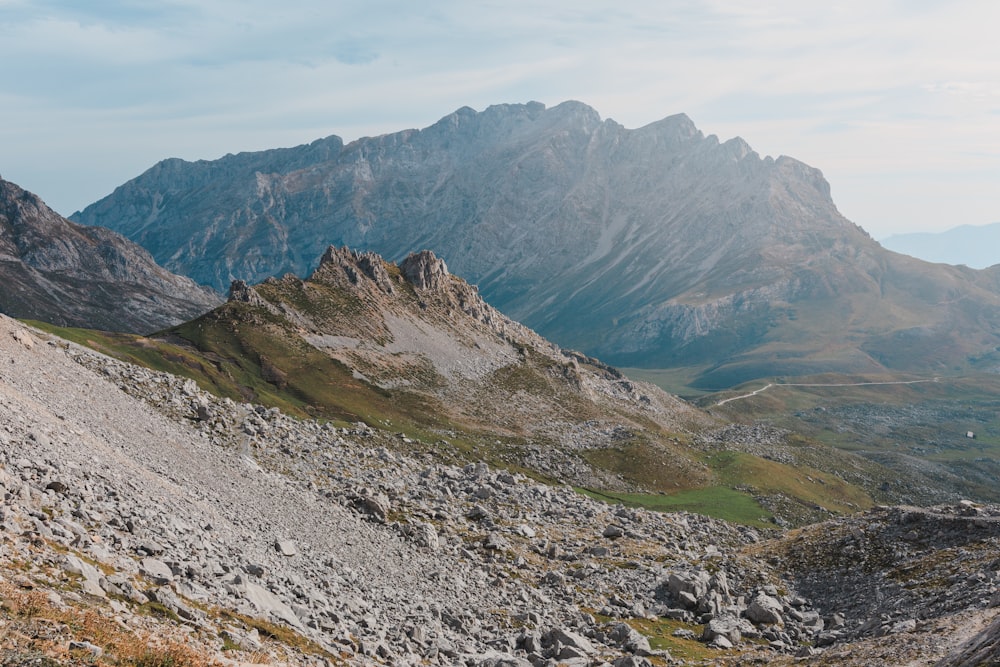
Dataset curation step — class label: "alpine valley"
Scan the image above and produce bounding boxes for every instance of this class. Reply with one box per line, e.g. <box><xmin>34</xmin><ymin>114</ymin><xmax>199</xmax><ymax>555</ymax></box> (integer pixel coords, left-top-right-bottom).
<box><xmin>1</xmin><ymin>101</ymin><xmax>1000</xmax><ymax>666</ymax></box>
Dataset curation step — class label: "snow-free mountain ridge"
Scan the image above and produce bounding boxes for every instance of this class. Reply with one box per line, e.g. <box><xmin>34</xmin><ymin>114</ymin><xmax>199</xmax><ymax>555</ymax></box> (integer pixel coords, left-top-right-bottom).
<box><xmin>72</xmin><ymin>101</ymin><xmax>1000</xmax><ymax>386</ymax></box>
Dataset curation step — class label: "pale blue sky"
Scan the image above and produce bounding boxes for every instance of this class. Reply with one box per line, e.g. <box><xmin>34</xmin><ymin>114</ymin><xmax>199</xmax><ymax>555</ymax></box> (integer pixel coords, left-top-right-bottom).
<box><xmin>1</xmin><ymin>0</ymin><xmax>997</xmax><ymax>237</ymax></box>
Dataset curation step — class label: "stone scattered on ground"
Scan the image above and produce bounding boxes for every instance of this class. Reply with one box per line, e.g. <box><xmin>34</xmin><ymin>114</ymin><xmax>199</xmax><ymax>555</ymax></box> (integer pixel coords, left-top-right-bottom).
<box><xmin>0</xmin><ymin>316</ymin><xmax>998</xmax><ymax>666</ymax></box>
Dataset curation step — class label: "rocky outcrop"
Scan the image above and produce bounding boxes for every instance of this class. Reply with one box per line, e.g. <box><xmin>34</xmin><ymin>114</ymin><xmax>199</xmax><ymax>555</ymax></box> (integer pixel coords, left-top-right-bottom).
<box><xmin>72</xmin><ymin>101</ymin><xmax>1000</xmax><ymax>382</ymax></box>
<box><xmin>400</xmin><ymin>250</ymin><xmax>449</xmax><ymax>290</ymax></box>
<box><xmin>940</xmin><ymin>615</ymin><xmax>1000</xmax><ymax>666</ymax></box>
<box><xmin>0</xmin><ymin>176</ymin><xmax>221</xmax><ymax>332</ymax></box>
<box><xmin>317</xmin><ymin>245</ymin><xmax>396</xmax><ymax>294</ymax></box>
<box><xmin>201</xmin><ymin>245</ymin><xmax>712</xmax><ymax>493</ymax></box>
<box><xmin>770</xmin><ymin>502</ymin><xmax>1000</xmax><ymax>654</ymax></box>
<box><xmin>228</xmin><ymin>279</ymin><xmax>274</xmax><ymax>310</ymax></box>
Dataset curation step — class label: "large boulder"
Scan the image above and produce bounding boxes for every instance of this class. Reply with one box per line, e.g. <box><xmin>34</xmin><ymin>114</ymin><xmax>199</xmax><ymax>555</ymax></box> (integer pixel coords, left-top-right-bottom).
<box><xmin>703</xmin><ymin>615</ymin><xmax>743</xmax><ymax>645</ymax></box>
<box><xmin>746</xmin><ymin>593</ymin><xmax>785</xmax><ymax>626</ymax></box>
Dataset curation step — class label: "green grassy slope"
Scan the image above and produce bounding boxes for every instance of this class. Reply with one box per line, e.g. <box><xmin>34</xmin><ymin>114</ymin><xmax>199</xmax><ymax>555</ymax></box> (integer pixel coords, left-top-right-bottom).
<box><xmin>23</xmin><ymin>257</ymin><xmax>897</xmax><ymax>532</ymax></box>
<box><xmin>697</xmin><ymin>371</ymin><xmax>1000</xmax><ymax>503</ymax></box>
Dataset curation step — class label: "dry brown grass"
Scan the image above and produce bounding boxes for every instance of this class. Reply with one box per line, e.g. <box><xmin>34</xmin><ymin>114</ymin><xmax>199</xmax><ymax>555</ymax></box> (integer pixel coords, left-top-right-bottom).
<box><xmin>0</xmin><ymin>578</ymin><xmax>220</xmax><ymax>667</ymax></box>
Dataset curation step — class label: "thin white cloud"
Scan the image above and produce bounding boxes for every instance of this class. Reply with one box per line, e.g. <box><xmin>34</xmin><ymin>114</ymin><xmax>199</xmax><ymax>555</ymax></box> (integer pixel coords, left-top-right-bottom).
<box><xmin>0</xmin><ymin>0</ymin><xmax>997</xmax><ymax>234</ymax></box>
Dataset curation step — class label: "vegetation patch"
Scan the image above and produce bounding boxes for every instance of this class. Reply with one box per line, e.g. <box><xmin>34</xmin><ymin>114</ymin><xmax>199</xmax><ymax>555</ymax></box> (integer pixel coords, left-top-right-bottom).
<box><xmin>590</xmin><ymin>611</ymin><xmax>720</xmax><ymax>662</ymax></box>
<box><xmin>215</xmin><ymin>609</ymin><xmax>335</xmax><ymax>659</ymax></box>
<box><xmin>705</xmin><ymin>451</ymin><xmax>872</xmax><ymax>515</ymax></box>
<box><xmin>0</xmin><ymin>576</ymin><xmax>217</xmax><ymax>667</ymax></box>
<box><xmin>579</xmin><ymin>486</ymin><xmax>774</xmax><ymax>528</ymax></box>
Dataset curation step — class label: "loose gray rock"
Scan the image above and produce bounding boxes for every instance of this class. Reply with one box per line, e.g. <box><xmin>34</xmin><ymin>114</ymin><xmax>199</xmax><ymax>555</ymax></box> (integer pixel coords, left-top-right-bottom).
<box><xmin>62</xmin><ymin>554</ymin><xmax>106</xmax><ymax>598</ymax></box>
<box><xmin>275</xmin><ymin>539</ymin><xmax>298</xmax><ymax>556</ymax></box>
<box><xmin>746</xmin><ymin>593</ymin><xmax>784</xmax><ymax>626</ymax></box>
<box><xmin>603</xmin><ymin>524</ymin><xmax>625</xmax><ymax>539</ymax></box>
<box><xmin>703</xmin><ymin>616</ymin><xmax>742</xmax><ymax>645</ymax></box>
<box><xmin>140</xmin><ymin>557</ymin><xmax>174</xmax><ymax>585</ymax></box>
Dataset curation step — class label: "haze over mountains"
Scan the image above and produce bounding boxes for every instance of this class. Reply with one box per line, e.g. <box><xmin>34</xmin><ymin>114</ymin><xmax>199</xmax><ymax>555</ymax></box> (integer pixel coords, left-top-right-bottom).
<box><xmin>73</xmin><ymin>101</ymin><xmax>1000</xmax><ymax>388</ymax></box>
<box><xmin>881</xmin><ymin>222</ymin><xmax>1000</xmax><ymax>269</ymax></box>
<box><xmin>0</xmin><ymin>176</ymin><xmax>220</xmax><ymax>332</ymax></box>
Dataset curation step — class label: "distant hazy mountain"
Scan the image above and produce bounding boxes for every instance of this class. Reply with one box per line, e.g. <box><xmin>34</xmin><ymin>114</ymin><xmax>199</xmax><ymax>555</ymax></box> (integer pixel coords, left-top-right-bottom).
<box><xmin>71</xmin><ymin>101</ymin><xmax>1000</xmax><ymax>386</ymax></box>
<box><xmin>881</xmin><ymin>223</ymin><xmax>1000</xmax><ymax>269</ymax></box>
<box><xmin>0</xmin><ymin>176</ymin><xmax>221</xmax><ymax>332</ymax></box>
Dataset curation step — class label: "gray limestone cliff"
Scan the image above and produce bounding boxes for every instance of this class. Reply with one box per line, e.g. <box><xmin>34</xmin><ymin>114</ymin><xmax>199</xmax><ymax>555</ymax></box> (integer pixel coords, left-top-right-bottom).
<box><xmin>0</xmin><ymin>177</ymin><xmax>221</xmax><ymax>332</ymax></box>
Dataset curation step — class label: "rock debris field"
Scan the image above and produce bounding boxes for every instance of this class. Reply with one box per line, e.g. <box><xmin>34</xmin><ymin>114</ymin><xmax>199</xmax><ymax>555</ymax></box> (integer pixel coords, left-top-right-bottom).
<box><xmin>1</xmin><ymin>314</ymin><xmax>999</xmax><ymax>666</ymax></box>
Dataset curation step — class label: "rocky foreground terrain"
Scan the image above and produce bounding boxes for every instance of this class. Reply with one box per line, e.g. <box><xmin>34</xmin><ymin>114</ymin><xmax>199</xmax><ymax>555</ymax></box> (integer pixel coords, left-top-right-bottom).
<box><xmin>2</xmin><ymin>315</ymin><xmax>1000</xmax><ymax>666</ymax></box>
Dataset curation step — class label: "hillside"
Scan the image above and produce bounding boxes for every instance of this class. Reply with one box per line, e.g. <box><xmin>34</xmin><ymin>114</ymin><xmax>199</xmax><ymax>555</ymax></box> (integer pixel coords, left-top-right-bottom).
<box><xmin>72</xmin><ymin>101</ymin><xmax>1000</xmax><ymax>387</ymax></box>
<box><xmin>0</xmin><ymin>176</ymin><xmax>221</xmax><ymax>332</ymax></box>
<box><xmin>177</xmin><ymin>245</ymin><xmax>717</xmax><ymax>493</ymax></box>
<box><xmin>3</xmin><ymin>312</ymin><xmax>1000</xmax><ymax>666</ymax></box>
<box><xmin>39</xmin><ymin>245</ymin><xmax>967</xmax><ymax>525</ymax></box>
<box><xmin>704</xmin><ymin>372</ymin><xmax>1000</xmax><ymax>505</ymax></box>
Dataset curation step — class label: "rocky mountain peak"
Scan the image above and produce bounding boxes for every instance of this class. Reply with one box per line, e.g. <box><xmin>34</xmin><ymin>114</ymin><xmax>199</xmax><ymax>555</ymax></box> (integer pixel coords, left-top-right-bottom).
<box><xmin>228</xmin><ymin>279</ymin><xmax>273</xmax><ymax>309</ymax></box>
<box><xmin>399</xmin><ymin>249</ymin><xmax>449</xmax><ymax>290</ymax></box>
<box><xmin>316</xmin><ymin>245</ymin><xmax>395</xmax><ymax>294</ymax></box>
<box><xmin>1</xmin><ymin>177</ymin><xmax>44</xmax><ymax>215</ymax></box>
<box><xmin>636</xmin><ymin>112</ymin><xmax>702</xmax><ymax>144</ymax></box>
<box><xmin>773</xmin><ymin>154</ymin><xmax>834</xmax><ymax>201</ymax></box>
<box><xmin>721</xmin><ymin>136</ymin><xmax>756</xmax><ymax>161</ymax></box>
<box><xmin>542</xmin><ymin>99</ymin><xmax>603</xmax><ymax>128</ymax></box>
<box><xmin>0</xmin><ymin>176</ymin><xmax>221</xmax><ymax>332</ymax></box>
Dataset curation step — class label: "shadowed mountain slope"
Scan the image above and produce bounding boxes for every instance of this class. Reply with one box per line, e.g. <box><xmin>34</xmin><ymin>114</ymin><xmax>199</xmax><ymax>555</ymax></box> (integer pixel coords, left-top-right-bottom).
<box><xmin>0</xmin><ymin>176</ymin><xmax>221</xmax><ymax>332</ymax></box>
<box><xmin>71</xmin><ymin>102</ymin><xmax>1000</xmax><ymax>385</ymax></box>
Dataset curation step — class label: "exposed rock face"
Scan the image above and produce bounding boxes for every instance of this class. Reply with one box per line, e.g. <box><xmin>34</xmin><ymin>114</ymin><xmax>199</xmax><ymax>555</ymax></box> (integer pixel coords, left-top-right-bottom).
<box><xmin>400</xmin><ymin>250</ymin><xmax>449</xmax><ymax>290</ymax></box>
<box><xmin>228</xmin><ymin>278</ymin><xmax>277</xmax><ymax>311</ymax></box>
<box><xmin>71</xmin><ymin>101</ymin><xmax>1000</xmax><ymax>383</ymax></box>
<box><xmin>319</xmin><ymin>245</ymin><xmax>396</xmax><ymax>294</ymax></box>
<box><xmin>0</xmin><ymin>176</ymin><xmax>221</xmax><ymax>332</ymax></box>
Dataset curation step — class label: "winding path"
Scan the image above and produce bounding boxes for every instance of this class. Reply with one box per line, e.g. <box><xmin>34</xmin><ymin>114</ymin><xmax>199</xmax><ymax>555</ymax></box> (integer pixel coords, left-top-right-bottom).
<box><xmin>715</xmin><ymin>376</ymin><xmax>940</xmax><ymax>406</ymax></box>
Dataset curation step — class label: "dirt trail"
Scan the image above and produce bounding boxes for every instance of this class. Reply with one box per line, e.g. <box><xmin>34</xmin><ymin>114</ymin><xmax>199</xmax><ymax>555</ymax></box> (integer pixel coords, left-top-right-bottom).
<box><xmin>715</xmin><ymin>377</ymin><xmax>940</xmax><ymax>406</ymax></box>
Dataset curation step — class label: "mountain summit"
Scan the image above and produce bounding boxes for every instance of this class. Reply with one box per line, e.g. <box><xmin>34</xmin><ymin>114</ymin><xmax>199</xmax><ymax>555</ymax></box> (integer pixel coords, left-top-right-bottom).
<box><xmin>0</xmin><ymin>176</ymin><xmax>221</xmax><ymax>332</ymax></box>
<box><xmin>72</xmin><ymin>102</ymin><xmax>1000</xmax><ymax>384</ymax></box>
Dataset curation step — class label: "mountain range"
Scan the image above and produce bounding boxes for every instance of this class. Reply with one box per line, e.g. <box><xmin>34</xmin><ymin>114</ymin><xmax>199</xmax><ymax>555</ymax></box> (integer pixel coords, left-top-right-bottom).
<box><xmin>0</xmin><ymin>176</ymin><xmax>221</xmax><ymax>333</ymax></box>
<box><xmin>72</xmin><ymin>101</ymin><xmax>1000</xmax><ymax>388</ymax></box>
<box><xmin>881</xmin><ymin>222</ymin><xmax>1000</xmax><ymax>269</ymax></box>
<box><xmin>2</xmin><ymin>169</ymin><xmax>964</xmax><ymax>514</ymax></box>
<box><xmin>3</xmin><ymin>102</ymin><xmax>1000</xmax><ymax>665</ymax></box>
